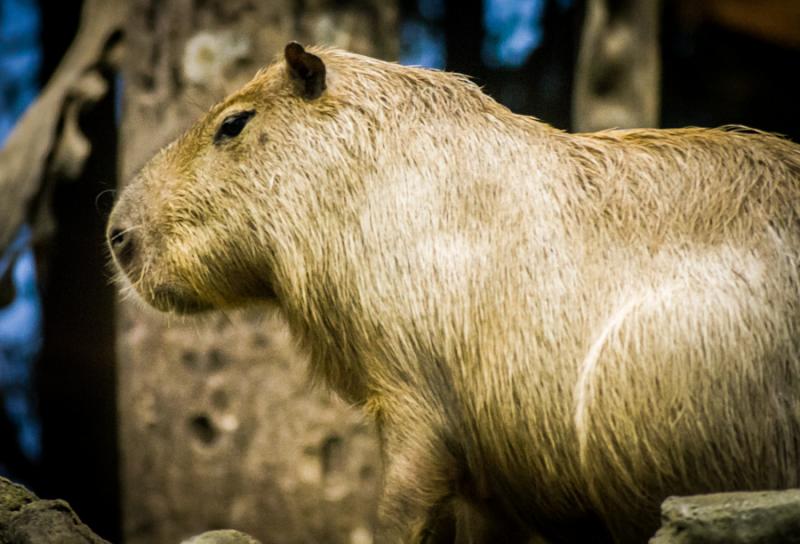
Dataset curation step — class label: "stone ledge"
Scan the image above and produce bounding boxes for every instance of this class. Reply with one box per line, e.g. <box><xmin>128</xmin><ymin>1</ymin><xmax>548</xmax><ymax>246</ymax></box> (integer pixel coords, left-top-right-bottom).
<box><xmin>651</xmin><ymin>490</ymin><xmax>800</xmax><ymax>543</ymax></box>
<box><xmin>1</xmin><ymin>477</ymin><xmax>262</xmax><ymax>544</ymax></box>
<box><xmin>9</xmin><ymin>475</ymin><xmax>800</xmax><ymax>543</ymax></box>
<box><xmin>0</xmin><ymin>476</ymin><xmax>109</xmax><ymax>543</ymax></box>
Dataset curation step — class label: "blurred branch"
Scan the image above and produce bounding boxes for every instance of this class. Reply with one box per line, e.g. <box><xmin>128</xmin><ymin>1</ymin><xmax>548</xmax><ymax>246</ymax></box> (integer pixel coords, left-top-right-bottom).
<box><xmin>0</xmin><ymin>226</ymin><xmax>32</xmax><ymax>308</ymax></box>
<box><xmin>572</xmin><ymin>0</ymin><xmax>661</xmax><ymax>132</ymax></box>
<box><xmin>0</xmin><ymin>0</ymin><xmax>126</xmax><ymax>259</ymax></box>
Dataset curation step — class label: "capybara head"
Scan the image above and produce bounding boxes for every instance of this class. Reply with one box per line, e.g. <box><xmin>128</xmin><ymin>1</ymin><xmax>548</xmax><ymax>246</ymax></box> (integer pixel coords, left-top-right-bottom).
<box><xmin>107</xmin><ymin>43</ymin><xmax>395</xmax><ymax>312</ymax></box>
<box><xmin>108</xmin><ymin>42</ymin><xmax>490</xmax><ymax>313</ymax></box>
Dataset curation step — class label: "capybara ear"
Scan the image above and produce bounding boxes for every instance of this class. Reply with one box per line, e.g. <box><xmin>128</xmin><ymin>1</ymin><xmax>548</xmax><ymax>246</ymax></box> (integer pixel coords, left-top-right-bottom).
<box><xmin>284</xmin><ymin>42</ymin><xmax>326</xmax><ymax>100</ymax></box>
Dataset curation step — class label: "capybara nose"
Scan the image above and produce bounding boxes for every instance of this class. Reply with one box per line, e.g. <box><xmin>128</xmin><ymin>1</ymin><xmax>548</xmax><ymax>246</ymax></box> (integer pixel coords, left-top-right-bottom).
<box><xmin>108</xmin><ymin>225</ymin><xmax>136</xmax><ymax>268</ymax></box>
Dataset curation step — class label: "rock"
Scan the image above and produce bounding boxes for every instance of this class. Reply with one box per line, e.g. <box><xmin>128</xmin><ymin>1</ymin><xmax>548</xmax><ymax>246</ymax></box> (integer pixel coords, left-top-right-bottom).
<box><xmin>0</xmin><ymin>477</ymin><xmax>37</xmax><ymax>527</ymax></box>
<box><xmin>0</xmin><ymin>477</ymin><xmax>109</xmax><ymax>544</ymax></box>
<box><xmin>650</xmin><ymin>490</ymin><xmax>800</xmax><ymax>543</ymax></box>
<box><xmin>181</xmin><ymin>529</ymin><xmax>262</xmax><ymax>544</ymax></box>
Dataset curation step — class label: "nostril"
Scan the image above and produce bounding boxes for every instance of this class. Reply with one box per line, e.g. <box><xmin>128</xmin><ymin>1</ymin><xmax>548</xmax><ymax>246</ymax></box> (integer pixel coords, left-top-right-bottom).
<box><xmin>109</xmin><ymin>227</ymin><xmax>135</xmax><ymax>267</ymax></box>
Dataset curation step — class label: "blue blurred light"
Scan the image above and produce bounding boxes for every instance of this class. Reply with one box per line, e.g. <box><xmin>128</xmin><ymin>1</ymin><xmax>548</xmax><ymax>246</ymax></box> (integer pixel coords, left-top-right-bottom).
<box><xmin>0</xmin><ymin>0</ymin><xmax>43</xmax><ymax>466</ymax></box>
<box><xmin>1</xmin><ymin>0</ymin><xmax>41</xmax><ymax>145</ymax></box>
<box><xmin>418</xmin><ymin>0</ymin><xmax>445</xmax><ymax>21</ymax></box>
<box><xmin>0</xmin><ymin>0</ymin><xmax>38</xmax><ymax>41</ymax></box>
<box><xmin>0</xmin><ymin>256</ymin><xmax>42</xmax><ymax>461</ymax></box>
<box><xmin>0</xmin><ymin>227</ymin><xmax>43</xmax><ymax>463</ymax></box>
<box><xmin>482</xmin><ymin>0</ymin><xmax>545</xmax><ymax>68</ymax></box>
<box><xmin>400</xmin><ymin>19</ymin><xmax>446</xmax><ymax>69</ymax></box>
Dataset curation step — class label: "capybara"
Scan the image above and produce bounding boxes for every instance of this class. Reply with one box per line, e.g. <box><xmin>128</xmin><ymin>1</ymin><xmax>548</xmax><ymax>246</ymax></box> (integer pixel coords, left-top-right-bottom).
<box><xmin>107</xmin><ymin>43</ymin><xmax>800</xmax><ymax>543</ymax></box>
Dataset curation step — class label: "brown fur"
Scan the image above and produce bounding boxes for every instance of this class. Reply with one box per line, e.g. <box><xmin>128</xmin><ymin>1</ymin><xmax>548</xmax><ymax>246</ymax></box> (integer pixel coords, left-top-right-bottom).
<box><xmin>107</xmin><ymin>44</ymin><xmax>800</xmax><ymax>543</ymax></box>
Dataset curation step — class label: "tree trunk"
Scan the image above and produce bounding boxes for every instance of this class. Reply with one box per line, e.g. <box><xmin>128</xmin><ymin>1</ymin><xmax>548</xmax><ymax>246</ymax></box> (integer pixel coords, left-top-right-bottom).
<box><xmin>117</xmin><ymin>3</ymin><xmax>397</xmax><ymax>543</ymax></box>
<box><xmin>572</xmin><ymin>0</ymin><xmax>661</xmax><ymax>131</ymax></box>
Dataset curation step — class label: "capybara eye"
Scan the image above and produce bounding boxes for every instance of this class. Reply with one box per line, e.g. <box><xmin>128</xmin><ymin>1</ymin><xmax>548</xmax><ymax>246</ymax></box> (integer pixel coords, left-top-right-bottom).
<box><xmin>214</xmin><ymin>110</ymin><xmax>256</xmax><ymax>144</ymax></box>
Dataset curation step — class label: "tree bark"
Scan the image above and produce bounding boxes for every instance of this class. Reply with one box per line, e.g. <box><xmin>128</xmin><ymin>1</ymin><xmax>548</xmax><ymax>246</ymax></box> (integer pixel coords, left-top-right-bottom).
<box><xmin>117</xmin><ymin>2</ymin><xmax>397</xmax><ymax>543</ymax></box>
<box><xmin>572</xmin><ymin>0</ymin><xmax>661</xmax><ymax>131</ymax></box>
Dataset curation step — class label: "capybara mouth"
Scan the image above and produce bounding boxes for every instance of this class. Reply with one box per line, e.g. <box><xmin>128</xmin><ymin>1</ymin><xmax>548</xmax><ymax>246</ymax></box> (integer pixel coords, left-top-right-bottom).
<box><xmin>152</xmin><ymin>285</ymin><xmax>213</xmax><ymax>314</ymax></box>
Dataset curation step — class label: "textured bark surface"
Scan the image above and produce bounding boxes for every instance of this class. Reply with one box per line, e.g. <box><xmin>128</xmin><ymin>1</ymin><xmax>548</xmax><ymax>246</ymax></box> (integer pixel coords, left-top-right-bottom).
<box><xmin>117</xmin><ymin>3</ymin><xmax>396</xmax><ymax>544</ymax></box>
<box><xmin>572</xmin><ymin>0</ymin><xmax>661</xmax><ymax>131</ymax></box>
